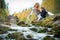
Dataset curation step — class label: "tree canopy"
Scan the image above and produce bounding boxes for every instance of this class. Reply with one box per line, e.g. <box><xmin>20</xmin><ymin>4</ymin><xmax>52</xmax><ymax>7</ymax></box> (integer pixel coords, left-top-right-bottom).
<box><xmin>0</xmin><ymin>0</ymin><xmax>9</xmax><ymax>22</ymax></box>
<box><xmin>42</xmin><ymin>0</ymin><xmax>60</xmax><ymax>14</ymax></box>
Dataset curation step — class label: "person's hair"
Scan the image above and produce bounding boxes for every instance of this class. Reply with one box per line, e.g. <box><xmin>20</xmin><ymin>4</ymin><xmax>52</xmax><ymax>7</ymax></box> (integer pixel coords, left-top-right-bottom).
<box><xmin>41</xmin><ymin>7</ymin><xmax>45</xmax><ymax>9</ymax></box>
<box><xmin>34</xmin><ymin>2</ymin><xmax>39</xmax><ymax>8</ymax></box>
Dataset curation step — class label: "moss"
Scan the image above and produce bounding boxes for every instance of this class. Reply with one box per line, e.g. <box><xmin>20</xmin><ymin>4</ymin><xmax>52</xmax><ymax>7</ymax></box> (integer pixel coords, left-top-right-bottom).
<box><xmin>17</xmin><ymin>21</ymin><xmax>30</xmax><ymax>27</ymax></box>
<box><xmin>47</xmin><ymin>31</ymin><xmax>53</xmax><ymax>35</ymax></box>
<box><xmin>8</xmin><ymin>29</ymin><xmax>17</xmax><ymax>31</ymax></box>
<box><xmin>32</xmin><ymin>21</ymin><xmax>42</xmax><ymax>27</ymax></box>
<box><xmin>38</xmin><ymin>28</ymin><xmax>47</xmax><ymax>33</ymax></box>
<box><xmin>0</xmin><ymin>26</ymin><xmax>10</xmax><ymax>34</ymax></box>
<box><xmin>31</xmin><ymin>16</ymin><xmax>54</xmax><ymax>28</ymax></box>
<box><xmin>40</xmin><ymin>16</ymin><xmax>54</xmax><ymax>28</ymax></box>
<box><xmin>30</xmin><ymin>28</ymin><xmax>37</xmax><ymax>32</ymax></box>
<box><xmin>52</xmin><ymin>26</ymin><xmax>60</xmax><ymax>38</ymax></box>
<box><xmin>43</xmin><ymin>36</ymin><xmax>55</xmax><ymax>40</ymax></box>
<box><xmin>8</xmin><ymin>32</ymin><xmax>25</xmax><ymax>40</ymax></box>
<box><xmin>26</xmin><ymin>34</ymin><xmax>33</xmax><ymax>39</ymax></box>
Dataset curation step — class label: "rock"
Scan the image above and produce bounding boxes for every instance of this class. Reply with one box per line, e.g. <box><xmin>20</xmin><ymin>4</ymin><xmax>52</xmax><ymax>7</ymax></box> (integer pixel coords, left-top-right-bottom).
<box><xmin>43</xmin><ymin>36</ymin><xmax>55</xmax><ymax>40</ymax></box>
<box><xmin>6</xmin><ymin>15</ymin><xmax>18</xmax><ymax>24</ymax></box>
<box><xmin>55</xmin><ymin>38</ymin><xmax>60</xmax><ymax>40</ymax></box>
<box><xmin>0</xmin><ymin>36</ymin><xmax>4</xmax><ymax>40</ymax></box>
<box><xmin>53</xmin><ymin>15</ymin><xmax>60</xmax><ymax>21</ymax></box>
<box><xmin>30</xmin><ymin>28</ymin><xmax>38</xmax><ymax>32</ymax></box>
<box><xmin>38</xmin><ymin>28</ymin><xmax>47</xmax><ymax>33</ymax></box>
<box><xmin>8</xmin><ymin>32</ymin><xmax>25</xmax><ymax>40</ymax></box>
<box><xmin>26</xmin><ymin>34</ymin><xmax>33</xmax><ymax>39</ymax></box>
<box><xmin>52</xmin><ymin>26</ymin><xmax>60</xmax><ymax>38</ymax></box>
<box><xmin>0</xmin><ymin>26</ymin><xmax>10</xmax><ymax>34</ymax></box>
<box><xmin>53</xmin><ymin>19</ymin><xmax>60</xmax><ymax>27</ymax></box>
<box><xmin>17</xmin><ymin>21</ymin><xmax>30</xmax><ymax>27</ymax></box>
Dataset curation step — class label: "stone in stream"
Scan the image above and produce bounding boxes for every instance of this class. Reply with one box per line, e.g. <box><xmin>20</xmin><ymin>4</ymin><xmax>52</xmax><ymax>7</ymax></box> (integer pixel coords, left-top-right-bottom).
<box><xmin>0</xmin><ymin>26</ymin><xmax>10</xmax><ymax>34</ymax></box>
<box><xmin>52</xmin><ymin>16</ymin><xmax>60</xmax><ymax>38</ymax></box>
<box><xmin>17</xmin><ymin>21</ymin><xmax>31</xmax><ymax>27</ymax></box>
<box><xmin>52</xmin><ymin>26</ymin><xmax>60</xmax><ymax>38</ymax></box>
<box><xmin>53</xmin><ymin>15</ymin><xmax>60</xmax><ymax>21</ymax></box>
<box><xmin>43</xmin><ymin>36</ymin><xmax>55</xmax><ymax>40</ymax></box>
<box><xmin>38</xmin><ymin>28</ymin><xmax>47</xmax><ymax>33</ymax></box>
<box><xmin>7</xmin><ymin>32</ymin><xmax>26</xmax><ymax>40</ymax></box>
<box><xmin>30</xmin><ymin>28</ymin><xmax>38</xmax><ymax>32</ymax></box>
<box><xmin>0</xmin><ymin>36</ymin><xmax>4</xmax><ymax>40</ymax></box>
<box><xmin>26</xmin><ymin>34</ymin><xmax>33</xmax><ymax>40</ymax></box>
<box><xmin>53</xmin><ymin>15</ymin><xmax>60</xmax><ymax>27</ymax></box>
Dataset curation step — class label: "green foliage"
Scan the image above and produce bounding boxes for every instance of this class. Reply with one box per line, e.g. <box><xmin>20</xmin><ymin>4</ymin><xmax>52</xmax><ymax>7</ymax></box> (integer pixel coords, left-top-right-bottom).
<box><xmin>0</xmin><ymin>0</ymin><xmax>6</xmax><ymax>9</ymax></box>
<box><xmin>0</xmin><ymin>9</ymin><xmax>8</xmax><ymax>22</ymax></box>
<box><xmin>38</xmin><ymin>28</ymin><xmax>47</xmax><ymax>33</ymax></box>
<box><xmin>42</xmin><ymin>0</ymin><xmax>60</xmax><ymax>14</ymax></box>
<box><xmin>40</xmin><ymin>16</ymin><xmax>54</xmax><ymax>28</ymax></box>
<box><xmin>26</xmin><ymin>13</ymin><xmax>37</xmax><ymax>25</ymax></box>
<box><xmin>14</xmin><ymin>8</ymin><xmax>37</xmax><ymax>25</ymax></box>
<box><xmin>0</xmin><ymin>0</ymin><xmax>9</xmax><ymax>22</ymax></box>
<box><xmin>52</xmin><ymin>26</ymin><xmax>60</xmax><ymax>38</ymax></box>
<box><xmin>17</xmin><ymin>21</ymin><xmax>30</xmax><ymax>27</ymax></box>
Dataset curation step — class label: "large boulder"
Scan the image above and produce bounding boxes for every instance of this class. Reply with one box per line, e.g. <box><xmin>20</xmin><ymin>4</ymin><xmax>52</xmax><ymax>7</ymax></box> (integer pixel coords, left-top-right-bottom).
<box><xmin>53</xmin><ymin>15</ymin><xmax>60</xmax><ymax>21</ymax></box>
<box><xmin>53</xmin><ymin>14</ymin><xmax>60</xmax><ymax>26</ymax></box>
<box><xmin>5</xmin><ymin>15</ymin><xmax>19</xmax><ymax>25</ymax></box>
<box><xmin>53</xmin><ymin>19</ymin><xmax>60</xmax><ymax>26</ymax></box>
<box><xmin>8</xmin><ymin>32</ymin><xmax>26</xmax><ymax>40</ymax></box>
<box><xmin>52</xmin><ymin>15</ymin><xmax>60</xmax><ymax>38</ymax></box>
<box><xmin>43</xmin><ymin>36</ymin><xmax>55</xmax><ymax>40</ymax></box>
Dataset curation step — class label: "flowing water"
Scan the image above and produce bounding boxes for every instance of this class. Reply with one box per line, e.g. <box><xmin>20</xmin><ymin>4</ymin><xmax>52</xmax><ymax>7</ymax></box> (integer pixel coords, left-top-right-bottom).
<box><xmin>0</xmin><ymin>24</ymin><xmax>54</xmax><ymax>40</ymax></box>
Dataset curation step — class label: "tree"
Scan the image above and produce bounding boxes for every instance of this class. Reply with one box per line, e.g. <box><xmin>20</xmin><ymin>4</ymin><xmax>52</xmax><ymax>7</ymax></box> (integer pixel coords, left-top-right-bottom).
<box><xmin>0</xmin><ymin>0</ymin><xmax>6</xmax><ymax>9</ymax></box>
<box><xmin>42</xmin><ymin>0</ymin><xmax>60</xmax><ymax>14</ymax></box>
<box><xmin>0</xmin><ymin>0</ymin><xmax>9</xmax><ymax>22</ymax></box>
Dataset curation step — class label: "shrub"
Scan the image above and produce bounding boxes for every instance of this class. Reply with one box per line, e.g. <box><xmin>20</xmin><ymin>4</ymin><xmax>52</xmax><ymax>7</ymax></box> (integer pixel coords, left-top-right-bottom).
<box><xmin>40</xmin><ymin>16</ymin><xmax>54</xmax><ymax>28</ymax></box>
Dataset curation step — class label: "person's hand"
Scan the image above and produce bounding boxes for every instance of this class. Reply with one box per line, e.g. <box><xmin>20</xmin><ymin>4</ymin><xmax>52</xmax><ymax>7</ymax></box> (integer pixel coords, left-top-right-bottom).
<box><xmin>27</xmin><ymin>16</ymin><xmax>30</xmax><ymax>20</ymax></box>
<box><xmin>33</xmin><ymin>20</ymin><xmax>39</xmax><ymax>23</ymax></box>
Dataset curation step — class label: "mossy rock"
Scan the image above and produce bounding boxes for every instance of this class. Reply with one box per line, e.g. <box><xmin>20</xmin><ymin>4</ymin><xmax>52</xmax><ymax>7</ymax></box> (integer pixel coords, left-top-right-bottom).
<box><xmin>47</xmin><ymin>31</ymin><xmax>53</xmax><ymax>35</ymax></box>
<box><xmin>43</xmin><ymin>36</ymin><xmax>55</xmax><ymax>40</ymax></box>
<box><xmin>0</xmin><ymin>26</ymin><xmax>10</xmax><ymax>34</ymax></box>
<box><xmin>26</xmin><ymin>34</ymin><xmax>33</xmax><ymax>39</ymax></box>
<box><xmin>53</xmin><ymin>15</ymin><xmax>60</xmax><ymax>21</ymax></box>
<box><xmin>8</xmin><ymin>29</ymin><xmax>17</xmax><ymax>31</ymax></box>
<box><xmin>8</xmin><ymin>32</ymin><xmax>25</xmax><ymax>40</ymax></box>
<box><xmin>40</xmin><ymin>16</ymin><xmax>54</xmax><ymax>28</ymax></box>
<box><xmin>32</xmin><ymin>21</ymin><xmax>41</xmax><ymax>27</ymax></box>
<box><xmin>38</xmin><ymin>28</ymin><xmax>47</xmax><ymax>33</ymax></box>
<box><xmin>17</xmin><ymin>21</ymin><xmax>30</xmax><ymax>27</ymax></box>
<box><xmin>52</xmin><ymin>26</ymin><xmax>60</xmax><ymax>38</ymax></box>
<box><xmin>30</xmin><ymin>28</ymin><xmax>38</xmax><ymax>32</ymax></box>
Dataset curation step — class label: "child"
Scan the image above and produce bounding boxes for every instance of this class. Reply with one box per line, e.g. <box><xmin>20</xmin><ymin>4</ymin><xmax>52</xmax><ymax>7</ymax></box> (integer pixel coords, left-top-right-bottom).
<box><xmin>28</xmin><ymin>2</ymin><xmax>41</xmax><ymax>22</ymax></box>
<box><xmin>41</xmin><ymin>7</ymin><xmax>48</xmax><ymax>18</ymax></box>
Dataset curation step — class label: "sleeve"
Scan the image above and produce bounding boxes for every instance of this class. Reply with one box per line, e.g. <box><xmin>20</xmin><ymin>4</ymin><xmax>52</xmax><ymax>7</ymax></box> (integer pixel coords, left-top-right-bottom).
<box><xmin>48</xmin><ymin>12</ymin><xmax>54</xmax><ymax>16</ymax></box>
<box><xmin>27</xmin><ymin>9</ymin><xmax>33</xmax><ymax>20</ymax></box>
<box><xmin>29</xmin><ymin>10</ymin><xmax>33</xmax><ymax>16</ymax></box>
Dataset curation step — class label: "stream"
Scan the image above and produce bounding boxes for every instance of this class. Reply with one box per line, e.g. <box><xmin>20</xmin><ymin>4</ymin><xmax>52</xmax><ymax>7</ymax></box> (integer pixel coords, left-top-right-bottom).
<box><xmin>0</xmin><ymin>24</ymin><xmax>54</xmax><ymax>40</ymax></box>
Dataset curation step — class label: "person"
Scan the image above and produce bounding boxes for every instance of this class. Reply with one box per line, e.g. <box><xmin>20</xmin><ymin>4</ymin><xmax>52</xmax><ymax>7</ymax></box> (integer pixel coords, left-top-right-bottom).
<box><xmin>41</xmin><ymin>7</ymin><xmax>48</xmax><ymax>18</ymax></box>
<box><xmin>27</xmin><ymin>2</ymin><xmax>41</xmax><ymax>22</ymax></box>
